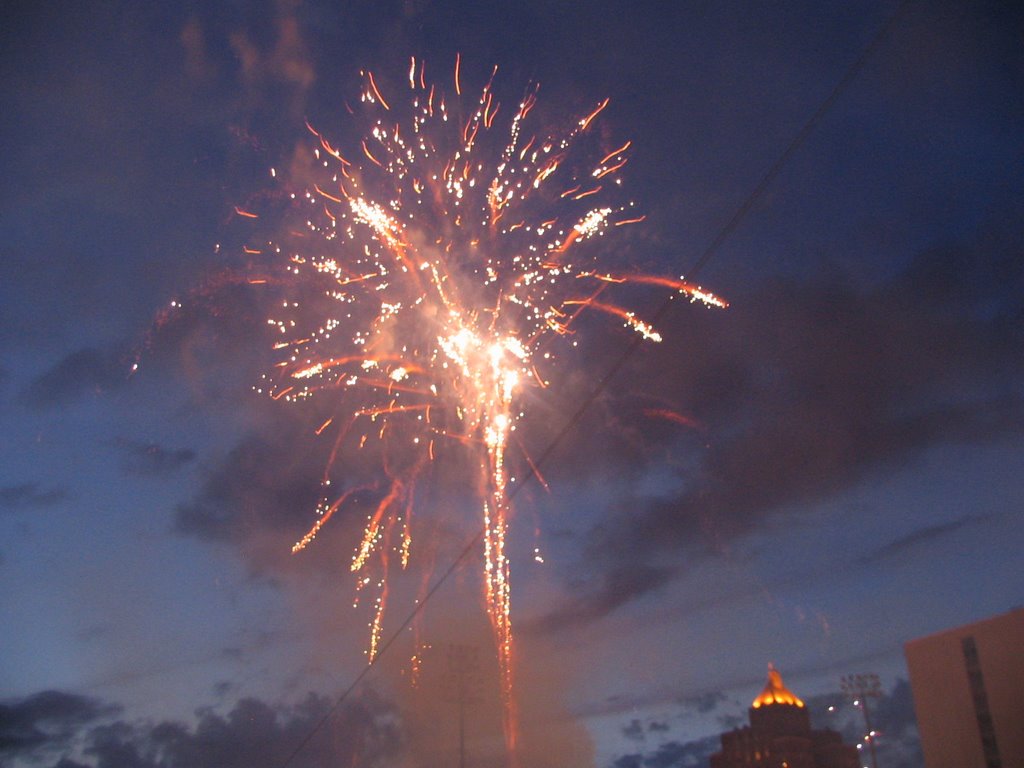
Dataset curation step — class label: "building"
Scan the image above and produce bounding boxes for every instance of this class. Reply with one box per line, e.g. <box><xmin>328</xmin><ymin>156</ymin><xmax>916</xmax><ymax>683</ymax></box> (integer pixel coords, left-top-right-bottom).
<box><xmin>709</xmin><ymin>665</ymin><xmax>859</xmax><ymax>768</ymax></box>
<box><xmin>904</xmin><ymin>607</ymin><xmax>1024</xmax><ymax>768</ymax></box>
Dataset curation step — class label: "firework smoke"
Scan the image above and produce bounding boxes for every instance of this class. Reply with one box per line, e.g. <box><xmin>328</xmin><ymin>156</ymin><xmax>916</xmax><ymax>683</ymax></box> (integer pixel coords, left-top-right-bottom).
<box><xmin>234</xmin><ymin>55</ymin><xmax>724</xmax><ymax>756</ymax></box>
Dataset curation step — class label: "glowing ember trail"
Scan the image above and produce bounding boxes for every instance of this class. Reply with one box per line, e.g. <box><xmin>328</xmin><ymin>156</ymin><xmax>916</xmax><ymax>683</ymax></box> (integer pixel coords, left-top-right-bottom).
<box><xmin>239</xmin><ymin>56</ymin><xmax>724</xmax><ymax>755</ymax></box>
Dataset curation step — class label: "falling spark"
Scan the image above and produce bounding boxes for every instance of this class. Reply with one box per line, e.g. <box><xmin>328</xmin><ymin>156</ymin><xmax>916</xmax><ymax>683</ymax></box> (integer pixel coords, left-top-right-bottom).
<box><xmin>237</xmin><ymin>55</ymin><xmax>724</xmax><ymax>755</ymax></box>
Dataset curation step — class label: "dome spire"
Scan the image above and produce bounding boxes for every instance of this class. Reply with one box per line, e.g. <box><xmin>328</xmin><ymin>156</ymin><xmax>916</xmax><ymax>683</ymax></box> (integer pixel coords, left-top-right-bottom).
<box><xmin>752</xmin><ymin>663</ymin><xmax>805</xmax><ymax>708</ymax></box>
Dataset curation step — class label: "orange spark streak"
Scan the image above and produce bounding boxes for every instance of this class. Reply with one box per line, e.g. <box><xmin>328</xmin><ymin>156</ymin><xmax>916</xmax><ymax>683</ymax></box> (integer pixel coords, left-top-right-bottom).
<box><xmin>573</xmin><ymin>186</ymin><xmax>602</xmax><ymax>200</ymax></box>
<box><xmin>463</xmin><ymin>118</ymin><xmax>480</xmax><ymax>148</ymax></box>
<box><xmin>366</xmin><ymin>70</ymin><xmax>390</xmax><ymax>110</ymax></box>
<box><xmin>357</xmin><ymin>378</ymin><xmax>432</xmax><ymax>396</ymax></box>
<box><xmin>519</xmin><ymin>91</ymin><xmax>537</xmax><ymax>120</ymax></box>
<box><xmin>234</xmin><ymin>207</ymin><xmax>259</xmax><ymax>218</ymax></box>
<box><xmin>319</xmin><ymin>136</ymin><xmax>349</xmax><ymax>164</ymax></box>
<box><xmin>518</xmin><ymin>135</ymin><xmax>535</xmax><ymax>160</ymax></box>
<box><xmin>454</xmin><ymin>52</ymin><xmax>462</xmax><ymax>95</ymax></box>
<box><xmin>582</xmin><ymin>274</ymin><xmax>729</xmax><ymax>307</ymax></box>
<box><xmin>596</xmin><ymin>157</ymin><xmax>628</xmax><ymax>178</ymax></box>
<box><xmin>644</xmin><ymin>408</ymin><xmax>704</xmax><ymax>432</ymax></box>
<box><xmin>484</xmin><ymin>96</ymin><xmax>499</xmax><ymax>128</ymax></box>
<box><xmin>533</xmin><ymin>157</ymin><xmax>560</xmax><ymax>187</ymax></box>
<box><xmin>314</xmin><ymin>184</ymin><xmax>343</xmax><ymax>204</ymax></box>
<box><xmin>352</xmin><ymin>479</ymin><xmax>404</xmax><ymax>573</ymax></box>
<box><xmin>600</xmin><ymin>140</ymin><xmax>632</xmax><ymax>164</ymax></box>
<box><xmin>400</xmin><ymin>490</ymin><xmax>416</xmax><ymax>568</ymax></box>
<box><xmin>516</xmin><ymin>436</ymin><xmax>550</xmax><ymax>493</ymax></box>
<box><xmin>355</xmin><ymin>403</ymin><xmax>430</xmax><ymax>418</ymax></box>
<box><xmin>369</xmin><ymin>572</ymin><xmax>388</xmax><ymax>660</ymax></box>
<box><xmin>615</xmin><ymin>215</ymin><xmax>646</xmax><ymax>226</ymax></box>
<box><xmin>273</xmin><ymin>338</ymin><xmax>312</xmax><ymax>350</ymax></box>
<box><xmin>335</xmin><ymin>272</ymin><xmax>378</xmax><ymax>286</ymax></box>
<box><xmin>564</xmin><ymin>299</ymin><xmax>662</xmax><ymax>340</ymax></box>
<box><xmin>580</xmin><ymin>97</ymin><xmax>610</xmax><ymax>131</ymax></box>
<box><xmin>577</xmin><ymin>271</ymin><xmax>625</xmax><ymax>283</ymax></box>
<box><xmin>361</xmin><ymin>140</ymin><xmax>383</xmax><ymax>167</ymax></box>
<box><xmin>551</xmin><ymin>229</ymin><xmax>580</xmax><ymax>255</ymax></box>
<box><xmin>292</xmin><ymin>486</ymin><xmax>364</xmax><ymax>553</ymax></box>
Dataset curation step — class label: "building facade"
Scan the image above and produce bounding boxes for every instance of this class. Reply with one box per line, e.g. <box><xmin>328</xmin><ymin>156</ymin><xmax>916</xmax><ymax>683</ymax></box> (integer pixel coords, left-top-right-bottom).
<box><xmin>709</xmin><ymin>665</ymin><xmax>858</xmax><ymax>768</ymax></box>
<box><xmin>905</xmin><ymin>608</ymin><xmax>1024</xmax><ymax>768</ymax></box>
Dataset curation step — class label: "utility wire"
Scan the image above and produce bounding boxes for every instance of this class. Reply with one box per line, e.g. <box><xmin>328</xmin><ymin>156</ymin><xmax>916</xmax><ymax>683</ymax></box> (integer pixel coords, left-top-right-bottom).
<box><xmin>276</xmin><ymin>3</ymin><xmax>909</xmax><ymax>764</ymax></box>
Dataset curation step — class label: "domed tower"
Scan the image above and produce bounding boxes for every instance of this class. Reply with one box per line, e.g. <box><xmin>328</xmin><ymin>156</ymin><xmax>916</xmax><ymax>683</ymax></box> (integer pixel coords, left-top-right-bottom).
<box><xmin>750</xmin><ymin>663</ymin><xmax>812</xmax><ymax>737</ymax></box>
<box><xmin>709</xmin><ymin>665</ymin><xmax>858</xmax><ymax>768</ymax></box>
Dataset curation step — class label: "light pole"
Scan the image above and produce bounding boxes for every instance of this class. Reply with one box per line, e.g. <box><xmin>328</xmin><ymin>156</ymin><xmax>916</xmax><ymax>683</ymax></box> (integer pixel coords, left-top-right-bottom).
<box><xmin>840</xmin><ymin>673</ymin><xmax>881</xmax><ymax>768</ymax></box>
<box><xmin>443</xmin><ymin>644</ymin><xmax>480</xmax><ymax>768</ymax></box>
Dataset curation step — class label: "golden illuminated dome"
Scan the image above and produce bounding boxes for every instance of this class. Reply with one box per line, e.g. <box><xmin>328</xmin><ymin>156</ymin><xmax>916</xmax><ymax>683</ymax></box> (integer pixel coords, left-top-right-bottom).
<box><xmin>751</xmin><ymin>663</ymin><xmax>805</xmax><ymax>709</ymax></box>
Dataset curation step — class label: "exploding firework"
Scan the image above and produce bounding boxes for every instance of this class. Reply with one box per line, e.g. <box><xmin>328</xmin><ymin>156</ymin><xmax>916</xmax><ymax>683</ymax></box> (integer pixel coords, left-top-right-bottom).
<box><xmin>235</xmin><ymin>56</ymin><xmax>724</xmax><ymax>752</ymax></box>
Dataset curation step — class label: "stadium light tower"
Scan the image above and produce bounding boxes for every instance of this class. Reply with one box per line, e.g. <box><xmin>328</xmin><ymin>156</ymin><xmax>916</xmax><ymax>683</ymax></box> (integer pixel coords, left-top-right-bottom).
<box><xmin>841</xmin><ymin>673</ymin><xmax>882</xmax><ymax>768</ymax></box>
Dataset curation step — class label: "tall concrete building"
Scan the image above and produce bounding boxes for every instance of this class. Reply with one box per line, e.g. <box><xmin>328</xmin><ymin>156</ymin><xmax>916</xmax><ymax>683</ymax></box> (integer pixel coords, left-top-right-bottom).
<box><xmin>709</xmin><ymin>665</ymin><xmax>858</xmax><ymax>768</ymax></box>
<box><xmin>905</xmin><ymin>608</ymin><xmax>1024</xmax><ymax>768</ymax></box>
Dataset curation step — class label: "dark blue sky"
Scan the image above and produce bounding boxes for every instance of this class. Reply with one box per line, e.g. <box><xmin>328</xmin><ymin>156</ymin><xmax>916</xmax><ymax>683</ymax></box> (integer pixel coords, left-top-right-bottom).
<box><xmin>2</xmin><ymin>2</ymin><xmax>1022</xmax><ymax>767</ymax></box>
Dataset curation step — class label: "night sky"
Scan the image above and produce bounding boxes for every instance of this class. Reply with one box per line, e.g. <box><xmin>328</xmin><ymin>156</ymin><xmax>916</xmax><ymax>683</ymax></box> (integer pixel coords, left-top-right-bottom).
<box><xmin>2</xmin><ymin>2</ymin><xmax>1023</xmax><ymax>767</ymax></box>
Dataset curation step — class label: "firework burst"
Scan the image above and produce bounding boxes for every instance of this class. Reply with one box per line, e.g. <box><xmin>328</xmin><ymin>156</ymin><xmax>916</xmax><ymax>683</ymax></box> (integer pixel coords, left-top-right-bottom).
<box><xmin>236</xmin><ymin>55</ymin><xmax>724</xmax><ymax>753</ymax></box>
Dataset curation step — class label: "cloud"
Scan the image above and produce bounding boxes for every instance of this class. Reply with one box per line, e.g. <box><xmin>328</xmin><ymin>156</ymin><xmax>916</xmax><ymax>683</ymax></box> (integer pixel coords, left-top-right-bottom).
<box><xmin>621</xmin><ymin>717</ymin><xmax>673</xmax><ymax>744</ymax></box>
<box><xmin>680</xmin><ymin>691</ymin><xmax>726</xmax><ymax>715</ymax></box>
<box><xmin>868</xmin><ymin>679</ymin><xmax>924</xmax><ymax>768</ymax></box>
<box><xmin>211</xmin><ymin>682</ymin><xmax>234</xmax><ymax>699</ymax></box>
<box><xmin>528</xmin><ymin>564</ymin><xmax>675</xmax><ymax>635</ymax></box>
<box><xmin>0</xmin><ymin>690</ymin><xmax>119</xmax><ymax>757</ymax></box>
<box><xmin>0</xmin><ymin>483</ymin><xmax>68</xmax><ymax>511</ymax></box>
<box><xmin>537</xmin><ymin>234</ymin><xmax>1024</xmax><ymax>629</ymax></box>
<box><xmin>611</xmin><ymin>734</ymin><xmax>720</xmax><ymax>768</ymax></box>
<box><xmin>106</xmin><ymin>694</ymin><xmax>396</xmax><ymax>768</ymax></box>
<box><xmin>21</xmin><ymin>348</ymin><xmax>130</xmax><ymax>410</ymax></box>
<box><xmin>114</xmin><ymin>439</ymin><xmax>196</xmax><ymax>477</ymax></box>
<box><xmin>0</xmin><ymin>690</ymin><xmax>401</xmax><ymax>768</ymax></box>
<box><xmin>219</xmin><ymin>4</ymin><xmax>316</xmax><ymax>126</ymax></box>
<box><xmin>622</xmin><ymin>720</ymin><xmax>644</xmax><ymax>742</ymax></box>
<box><xmin>173</xmin><ymin>425</ymin><xmax>324</xmax><ymax>544</ymax></box>
<box><xmin>859</xmin><ymin>515</ymin><xmax>985</xmax><ymax>565</ymax></box>
<box><xmin>715</xmin><ymin>713</ymin><xmax>744</xmax><ymax>731</ymax></box>
<box><xmin>169</xmin><ymin>410</ymin><xmax>398</xmax><ymax>579</ymax></box>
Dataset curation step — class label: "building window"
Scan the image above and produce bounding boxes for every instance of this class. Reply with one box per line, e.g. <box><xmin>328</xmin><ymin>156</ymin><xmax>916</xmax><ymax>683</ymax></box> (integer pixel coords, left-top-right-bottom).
<box><xmin>961</xmin><ymin>636</ymin><xmax>1001</xmax><ymax>768</ymax></box>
